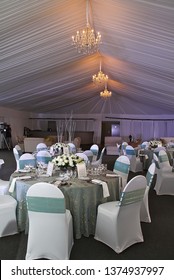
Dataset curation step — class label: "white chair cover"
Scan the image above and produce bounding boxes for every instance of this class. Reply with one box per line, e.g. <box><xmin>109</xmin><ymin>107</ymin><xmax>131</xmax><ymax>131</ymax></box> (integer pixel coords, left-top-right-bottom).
<box><xmin>153</xmin><ymin>146</ymin><xmax>166</xmax><ymax>157</ymax></box>
<box><xmin>0</xmin><ymin>160</ymin><xmax>9</xmax><ymax>195</ymax></box>
<box><xmin>19</xmin><ymin>153</ymin><xmax>36</xmax><ymax>169</ymax></box>
<box><xmin>140</xmin><ymin>141</ymin><xmax>149</xmax><ymax>149</ymax></box>
<box><xmin>75</xmin><ymin>152</ymin><xmax>89</xmax><ymax>164</ymax></box>
<box><xmin>36</xmin><ymin>150</ymin><xmax>52</xmax><ymax>165</ymax></box>
<box><xmin>0</xmin><ymin>195</ymin><xmax>18</xmax><ymax>237</ymax></box>
<box><xmin>83</xmin><ymin>150</ymin><xmax>93</xmax><ymax>162</ymax></box>
<box><xmin>13</xmin><ymin>147</ymin><xmax>20</xmax><ymax>171</ymax></box>
<box><xmin>158</xmin><ymin>150</ymin><xmax>171</xmax><ymax>171</ymax></box>
<box><xmin>91</xmin><ymin>147</ymin><xmax>106</xmax><ymax>167</ymax></box>
<box><xmin>94</xmin><ymin>175</ymin><xmax>146</xmax><ymax>253</ymax></box>
<box><xmin>14</xmin><ymin>145</ymin><xmax>23</xmax><ymax>156</ymax></box>
<box><xmin>153</xmin><ymin>154</ymin><xmax>174</xmax><ymax>195</ymax></box>
<box><xmin>90</xmin><ymin>144</ymin><xmax>99</xmax><ymax>161</ymax></box>
<box><xmin>36</xmin><ymin>143</ymin><xmax>47</xmax><ymax>152</ymax></box>
<box><xmin>126</xmin><ymin>145</ymin><xmax>143</xmax><ymax>172</ymax></box>
<box><xmin>120</xmin><ymin>142</ymin><xmax>128</xmax><ymax>155</ymax></box>
<box><xmin>0</xmin><ymin>179</ymin><xmax>9</xmax><ymax>195</ymax></box>
<box><xmin>25</xmin><ymin>182</ymin><xmax>74</xmax><ymax>260</ymax></box>
<box><xmin>68</xmin><ymin>143</ymin><xmax>76</xmax><ymax>154</ymax></box>
<box><xmin>140</xmin><ymin>163</ymin><xmax>156</xmax><ymax>223</ymax></box>
<box><xmin>113</xmin><ymin>155</ymin><xmax>130</xmax><ymax>190</ymax></box>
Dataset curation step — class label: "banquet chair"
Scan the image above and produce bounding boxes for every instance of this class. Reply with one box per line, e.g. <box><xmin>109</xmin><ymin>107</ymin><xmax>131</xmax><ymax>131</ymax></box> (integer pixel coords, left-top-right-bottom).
<box><xmin>36</xmin><ymin>142</ymin><xmax>47</xmax><ymax>152</ymax></box>
<box><xmin>158</xmin><ymin>150</ymin><xmax>171</xmax><ymax>170</ymax></box>
<box><xmin>19</xmin><ymin>153</ymin><xmax>36</xmax><ymax>169</ymax></box>
<box><xmin>113</xmin><ymin>155</ymin><xmax>130</xmax><ymax>190</ymax></box>
<box><xmin>75</xmin><ymin>152</ymin><xmax>89</xmax><ymax>164</ymax></box>
<box><xmin>90</xmin><ymin>144</ymin><xmax>99</xmax><ymax>161</ymax></box>
<box><xmin>153</xmin><ymin>146</ymin><xmax>166</xmax><ymax>157</ymax></box>
<box><xmin>83</xmin><ymin>150</ymin><xmax>94</xmax><ymax>163</ymax></box>
<box><xmin>125</xmin><ymin>145</ymin><xmax>143</xmax><ymax>173</ymax></box>
<box><xmin>91</xmin><ymin>147</ymin><xmax>106</xmax><ymax>168</ymax></box>
<box><xmin>94</xmin><ymin>175</ymin><xmax>146</xmax><ymax>253</ymax></box>
<box><xmin>153</xmin><ymin>154</ymin><xmax>174</xmax><ymax>195</ymax></box>
<box><xmin>141</xmin><ymin>141</ymin><xmax>149</xmax><ymax>149</ymax></box>
<box><xmin>13</xmin><ymin>147</ymin><xmax>20</xmax><ymax>171</ymax></box>
<box><xmin>120</xmin><ymin>142</ymin><xmax>128</xmax><ymax>155</ymax></box>
<box><xmin>0</xmin><ymin>195</ymin><xmax>18</xmax><ymax>237</ymax></box>
<box><xmin>68</xmin><ymin>143</ymin><xmax>76</xmax><ymax>154</ymax></box>
<box><xmin>140</xmin><ymin>163</ymin><xmax>156</xmax><ymax>223</ymax></box>
<box><xmin>14</xmin><ymin>144</ymin><xmax>23</xmax><ymax>156</ymax></box>
<box><xmin>25</xmin><ymin>182</ymin><xmax>74</xmax><ymax>260</ymax></box>
<box><xmin>0</xmin><ymin>159</ymin><xmax>9</xmax><ymax>195</ymax></box>
<box><xmin>36</xmin><ymin>150</ymin><xmax>52</xmax><ymax>165</ymax></box>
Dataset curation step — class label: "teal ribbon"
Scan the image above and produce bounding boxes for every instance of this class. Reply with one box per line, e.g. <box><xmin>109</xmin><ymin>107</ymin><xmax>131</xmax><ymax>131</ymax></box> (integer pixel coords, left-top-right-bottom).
<box><xmin>159</xmin><ymin>154</ymin><xmax>168</xmax><ymax>163</ymax></box>
<box><xmin>19</xmin><ymin>159</ymin><xmax>36</xmax><ymax>169</ymax></box>
<box><xmin>146</xmin><ymin>170</ymin><xmax>153</xmax><ymax>187</ymax></box>
<box><xmin>91</xmin><ymin>149</ymin><xmax>98</xmax><ymax>155</ymax></box>
<box><xmin>114</xmin><ymin>161</ymin><xmax>130</xmax><ymax>174</ymax></box>
<box><xmin>27</xmin><ymin>196</ymin><xmax>65</xmax><ymax>213</ymax></box>
<box><xmin>120</xmin><ymin>188</ymin><xmax>145</xmax><ymax>206</ymax></box>
<box><xmin>37</xmin><ymin>156</ymin><xmax>51</xmax><ymax>164</ymax></box>
<box><xmin>126</xmin><ymin>149</ymin><xmax>135</xmax><ymax>155</ymax></box>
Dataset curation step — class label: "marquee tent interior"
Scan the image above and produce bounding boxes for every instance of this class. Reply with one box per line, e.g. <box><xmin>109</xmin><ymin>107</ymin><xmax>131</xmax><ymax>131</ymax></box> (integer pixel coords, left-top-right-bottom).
<box><xmin>1</xmin><ymin>0</ymin><xmax>174</xmax><ymax>116</ymax></box>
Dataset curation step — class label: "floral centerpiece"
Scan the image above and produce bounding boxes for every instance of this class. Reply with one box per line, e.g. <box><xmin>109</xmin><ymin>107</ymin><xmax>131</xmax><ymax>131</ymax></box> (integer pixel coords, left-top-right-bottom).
<box><xmin>52</xmin><ymin>154</ymin><xmax>84</xmax><ymax>169</ymax></box>
<box><xmin>149</xmin><ymin>140</ymin><xmax>162</xmax><ymax>148</ymax></box>
<box><xmin>50</xmin><ymin>142</ymin><xmax>69</xmax><ymax>155</ymax></box>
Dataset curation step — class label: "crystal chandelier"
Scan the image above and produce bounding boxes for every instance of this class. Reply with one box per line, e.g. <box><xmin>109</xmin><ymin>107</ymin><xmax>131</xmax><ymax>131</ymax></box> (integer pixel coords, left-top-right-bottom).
<box><xmin>72</xmin><ymin>0</ymin><xmax>101</xmax><ymax>55</ymax></box>
<box><xmin>92</xmin><ymin>59</ymin><xmax>108</xmax><ymax>85</ymax></box>
<box><xmin>100</xmin><ymin>83</ymin><xmax>112</xmax><ymax>98</ymax></box>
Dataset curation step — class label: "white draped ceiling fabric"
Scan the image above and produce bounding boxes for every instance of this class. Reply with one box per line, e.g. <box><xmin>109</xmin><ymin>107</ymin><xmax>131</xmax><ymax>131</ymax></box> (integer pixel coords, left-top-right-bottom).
<box><xmin>1</xmin><ymin>0</ymin><xmax>174</xmax><ymax>117</ymax></box>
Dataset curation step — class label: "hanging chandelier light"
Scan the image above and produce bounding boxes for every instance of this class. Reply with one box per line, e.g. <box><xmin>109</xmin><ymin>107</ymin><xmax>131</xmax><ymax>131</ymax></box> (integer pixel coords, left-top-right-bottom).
<box><xmin>72</xmin><ymin>0</ymin><xmax>101</xmax><ymax>55</ymax></box>
<box><xmin>100</xmin><ymin>82</ymin><xmax>112</xmax><ymax>98</ymax></box>
<box><xmin>92</xmin><ymin>59</ymin><xmax>108</xmax><ymax>85</ymax></box>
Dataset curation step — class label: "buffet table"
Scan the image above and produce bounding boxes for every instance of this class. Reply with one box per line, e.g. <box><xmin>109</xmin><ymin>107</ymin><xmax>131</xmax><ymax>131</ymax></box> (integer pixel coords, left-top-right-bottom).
<box><xmin>9</xmin><ymin>171</ymin><xmax>121</xmax><ymax>239</ymax></box>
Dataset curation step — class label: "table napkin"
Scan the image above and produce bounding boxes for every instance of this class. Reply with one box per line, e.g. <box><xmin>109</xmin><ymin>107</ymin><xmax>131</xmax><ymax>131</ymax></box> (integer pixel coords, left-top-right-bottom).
<box><xmin>91</xmin><ymin>179</ymin><xmax>110</xmax><ymax>198</ymax></box>
<box><xmin>9</xmin><ymin>176</ymin><xmax>31</xmax><ymax>193</ymax></box>
<box><xmin>106</xmin><ymin>173</ymin><xmax>119</xmax><ymax>177</ymax></box>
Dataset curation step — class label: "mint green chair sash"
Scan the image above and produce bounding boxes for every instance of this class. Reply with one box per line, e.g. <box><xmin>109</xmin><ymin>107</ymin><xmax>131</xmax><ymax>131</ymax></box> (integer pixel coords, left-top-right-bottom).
<box><xmin>27</xmin><ymin>196</ymin><xmax>65</xmax><ymax>213</ymax></box>
<box><xmin>36</xmin><ymin>156</ymin><xmax>52</xmax><ymax>164</ymax></box>
<box><xmin>146</xmin><ymin>170</ymin><xmax>154</xmax><ymax>187</ymax></box>
<box><xmin>114</xmin><ymin>161</ymin><xmax>129</xmax><ymax>174</ymax></box>
<box><xmin>120</xmin><ymin>189</ymin><xmax>145</xmax><ymax>206</ymax></box>
<box><xmin>91</xmin><ymin>148</ymin><xmax>98</xmax><ymax>156</ymax></box>
<box><xmin>159</xmin><ymin>154</ymin><xmax>168</xmax><ymax>163</ymax></box>
<box><xmin>19</xmin><ymin>159</ymin><xmax>36</xmax><ymax>169</ymax></box>
<box><xmin>126</xmin><ymin>149</ymin><xmax>135</xmax><ymax>155</ymax></box>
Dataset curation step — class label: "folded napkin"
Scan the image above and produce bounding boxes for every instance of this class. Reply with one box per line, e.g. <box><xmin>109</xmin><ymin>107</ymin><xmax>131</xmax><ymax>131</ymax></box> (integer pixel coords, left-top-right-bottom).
<box><xmin>54</xmin><ymin>180</ymin><xmax>62</xmax><ymax>187</ymax></box>
<box><xmin>106</xmin><ymin>173</ymin><xmax>119</xmax><ymax>177</ymax></box>
<box><xmin>91</xmin><ymin>179</ymin><xmax>110</xmax><ymax>198</ymax></box>
<box><xmin>9</xmin><ymin>176</ymin><xmax>31</xmax><ymax>193</ymax></box>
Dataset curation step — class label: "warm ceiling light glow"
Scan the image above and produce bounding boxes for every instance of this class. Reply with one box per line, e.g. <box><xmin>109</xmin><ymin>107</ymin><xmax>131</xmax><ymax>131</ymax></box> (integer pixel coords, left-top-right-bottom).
<box><xmin>93</xmin><ymin>59</ymin><xmax>108</xmax><ymax>85</ymax></box>
<box><xmin>100</xmin><ymin>82</ymin><xmax>112</xmax><ymax>98</ymax></box>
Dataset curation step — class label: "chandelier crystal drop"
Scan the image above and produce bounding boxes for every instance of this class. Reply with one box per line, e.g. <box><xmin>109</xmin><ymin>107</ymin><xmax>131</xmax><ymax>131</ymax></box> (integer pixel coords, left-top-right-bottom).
<box><xmin>72</xmin><ymin>0</ymin><xmax>101</xmax><ymax>55</ymax></box>
<box><xmin>93</xmin><ymin>60</ymin><xmax>108</xmax><ymax>85</ymax></box>
<box><xmin>100</xmin><ymin>83</ymin><xmax>112</xmax><ymax>98</ymax></box>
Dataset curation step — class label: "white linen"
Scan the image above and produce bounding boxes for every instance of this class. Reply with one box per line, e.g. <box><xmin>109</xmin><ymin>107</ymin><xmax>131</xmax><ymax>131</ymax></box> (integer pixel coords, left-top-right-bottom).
<box><xmin>9</xmin><ymin>176</ymin><xmax>31</xmax><ymax>193</ymax></box>
<box><xmin>91</xmin><ymin>179</ymin><xmax>110</xmax><ymax>198</ymax></box>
